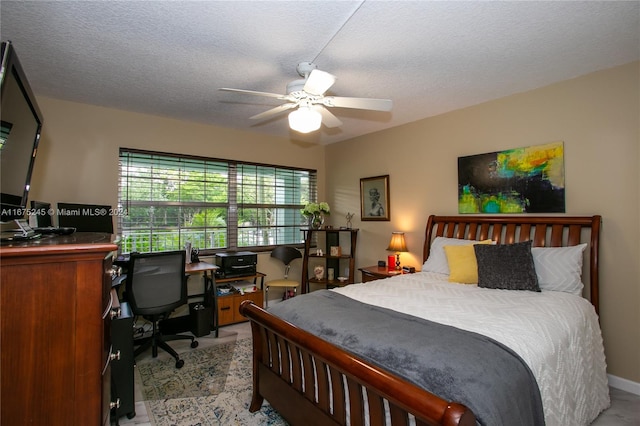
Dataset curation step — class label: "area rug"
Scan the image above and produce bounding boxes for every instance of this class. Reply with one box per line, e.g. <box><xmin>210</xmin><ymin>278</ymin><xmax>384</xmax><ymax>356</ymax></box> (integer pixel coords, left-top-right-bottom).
<box><xmin>138</xmin><ymin>337</ymin><xmax>288</xmax><ymax>425</ymax></box>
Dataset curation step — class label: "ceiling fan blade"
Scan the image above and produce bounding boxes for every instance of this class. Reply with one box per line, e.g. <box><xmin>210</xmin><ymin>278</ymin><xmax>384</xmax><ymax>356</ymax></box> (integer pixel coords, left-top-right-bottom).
<box><xmin>314</xmin><ymin>105</ymin><xmax>342</xmax><ymax>128</ymax></box>
<box><xmin>250</xmin><ymin>103</ymin><xmax>297</xmax><ymax>120</ymax></box>
<box><xmin>303</xmin><ymin>70</ymin><xmax>336</xmax><ymax>96</ymax></box>
<box><xmin>323</xmin><ymin>96</ymin><xmax>393</xmax><ymax>111</ymax></box>
<box><xmin>219</xmin><ymin>88</ymin><xmax>286</xmax><ymax>99</ymax></box>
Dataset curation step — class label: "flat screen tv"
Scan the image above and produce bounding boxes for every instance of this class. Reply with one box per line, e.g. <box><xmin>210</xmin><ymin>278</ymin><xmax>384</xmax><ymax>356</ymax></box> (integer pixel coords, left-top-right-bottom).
<box><xmin>0</xmin><ymin>41</ymin><xmax>44</xmax><ymax>223</ymax></box>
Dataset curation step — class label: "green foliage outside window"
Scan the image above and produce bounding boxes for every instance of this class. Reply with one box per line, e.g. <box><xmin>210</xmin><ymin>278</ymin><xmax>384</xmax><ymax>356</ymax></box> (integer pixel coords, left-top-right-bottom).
<box><xmin>118</xmin><ymin>149</ymin><xmax>315</xmax><ymax>254</ymax></box>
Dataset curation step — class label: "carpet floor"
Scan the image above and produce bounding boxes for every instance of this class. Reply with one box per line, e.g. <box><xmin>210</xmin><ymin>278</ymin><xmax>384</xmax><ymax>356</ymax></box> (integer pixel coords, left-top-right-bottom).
<box><xmin>134</xmin><ymin>331</ymin><xmax>287</xmax><ymax>426</ymax></box>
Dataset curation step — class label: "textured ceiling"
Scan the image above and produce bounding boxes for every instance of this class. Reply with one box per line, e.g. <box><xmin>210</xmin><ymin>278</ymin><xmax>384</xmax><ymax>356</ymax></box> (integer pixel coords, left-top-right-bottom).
<box><xmin>1</xmin><ymin>1</ymin><xmax>638</xmax><ymax>145</ymax></box>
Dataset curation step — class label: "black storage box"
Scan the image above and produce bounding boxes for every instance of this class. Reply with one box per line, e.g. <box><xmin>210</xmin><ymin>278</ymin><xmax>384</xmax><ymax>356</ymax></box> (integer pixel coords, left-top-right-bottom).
<box><xmin>189</xmin><ymin>303</ymin><xmax>211</xmax><ymax>337</ymax></box>
<box><xmin>215</xmin><ymin>251</ymin><xmax>257</xmax><ymax>278</ymax></box>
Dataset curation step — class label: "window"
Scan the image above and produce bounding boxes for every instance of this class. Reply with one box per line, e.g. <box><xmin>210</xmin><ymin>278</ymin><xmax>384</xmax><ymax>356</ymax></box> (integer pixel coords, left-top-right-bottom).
<box><xmin>118</xmin><ymin>149</ymin><xmax>316</xmax><ymax>254</ymax></box>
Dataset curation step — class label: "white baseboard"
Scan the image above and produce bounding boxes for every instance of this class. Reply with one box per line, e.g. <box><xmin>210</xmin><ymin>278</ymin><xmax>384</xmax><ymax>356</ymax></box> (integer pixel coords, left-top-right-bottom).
<box><xmin>608</xmin><ymin>374</ymin><xmax>640</xmax><ymax>395</ymax></box>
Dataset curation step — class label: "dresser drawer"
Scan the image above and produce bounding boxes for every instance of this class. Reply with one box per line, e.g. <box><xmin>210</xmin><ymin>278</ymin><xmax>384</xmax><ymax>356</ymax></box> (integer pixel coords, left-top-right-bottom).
<box><xmin>217</xmin><ymin>296</ymin><xmax>235</xmax><ymax>326</ymax></box>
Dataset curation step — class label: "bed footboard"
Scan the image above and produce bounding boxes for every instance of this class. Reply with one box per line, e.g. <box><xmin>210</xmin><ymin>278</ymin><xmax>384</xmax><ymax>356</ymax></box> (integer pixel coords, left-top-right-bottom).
<box><xmin>239</xmin><ymin>300</ymin><xmax>476</xmax><ymax>426</ymax></box>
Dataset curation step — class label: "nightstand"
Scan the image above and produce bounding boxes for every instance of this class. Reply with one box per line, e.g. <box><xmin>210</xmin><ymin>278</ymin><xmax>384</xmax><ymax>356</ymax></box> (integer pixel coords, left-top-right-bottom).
<box><xmin>358</xmin><ymin>265</ymin><xmax>404</xmax><ymax>283</ymax></box>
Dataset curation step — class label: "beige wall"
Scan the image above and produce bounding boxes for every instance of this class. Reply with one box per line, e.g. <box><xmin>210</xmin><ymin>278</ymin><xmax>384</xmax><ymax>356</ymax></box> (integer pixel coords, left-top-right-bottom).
<box><xmin>325</xmin><ymin>61</ymin><xmax>640</xmax><ymax>383</ymax></box>
<box><xmin>27</xmin><ymin>98</ymin><xmax>324</xmax><ymax>293</ymax></box>
<box><xmin>29</xmin><ymin>99</ymin><xmax>326</xmax><ymax>212</ymax></box>
<box><xmin>26</xmin><ymin>62</ymin><xmax>639</xmax><ymax>384</ymax></box>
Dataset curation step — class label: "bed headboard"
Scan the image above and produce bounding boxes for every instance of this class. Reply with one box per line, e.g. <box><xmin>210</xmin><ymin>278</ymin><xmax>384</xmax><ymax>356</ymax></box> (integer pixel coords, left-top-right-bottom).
<box><xmin>423</xmin><ymin>215</ymin><xmax>602</xmax><ymax>313</ymax></box>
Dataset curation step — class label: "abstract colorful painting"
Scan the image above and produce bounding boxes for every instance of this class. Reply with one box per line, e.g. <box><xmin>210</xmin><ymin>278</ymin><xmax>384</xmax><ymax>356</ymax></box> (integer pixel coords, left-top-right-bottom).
<box><xmin>458</xmin><ymin>142</ymin><xmax>565</xmax><ymax>214</ymax></box>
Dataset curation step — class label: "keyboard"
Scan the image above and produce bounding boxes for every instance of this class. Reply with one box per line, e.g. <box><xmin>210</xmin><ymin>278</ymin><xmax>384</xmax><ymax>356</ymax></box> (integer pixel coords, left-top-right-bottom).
<box><xmin>34</xmin><ymin>227</ymin><xmax>76</xmax><ymax>235</ymax></box>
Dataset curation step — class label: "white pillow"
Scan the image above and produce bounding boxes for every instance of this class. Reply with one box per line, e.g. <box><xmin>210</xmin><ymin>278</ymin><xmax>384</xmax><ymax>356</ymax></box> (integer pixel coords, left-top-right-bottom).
<box><xmin>423</xmin><ymin>237</ymin><xmax>492</xmax><ymax>275</ymax></box>
<box><xmin>531</xmin><ymin>243</ymin><xmax>587</xmax><ymax>295</ymax></box>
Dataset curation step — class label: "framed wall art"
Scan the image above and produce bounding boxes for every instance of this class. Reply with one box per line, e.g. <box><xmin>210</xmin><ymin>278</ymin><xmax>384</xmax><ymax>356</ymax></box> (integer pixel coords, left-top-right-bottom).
<box><xmin>360</xmin><ymin>175</ymin><xmax>390</xmax><ymax>221</ymax></box>
<box><xmin>458</xmin><ymin>141</ymin><xmax>565</xmax><ymax>214</ymax></box>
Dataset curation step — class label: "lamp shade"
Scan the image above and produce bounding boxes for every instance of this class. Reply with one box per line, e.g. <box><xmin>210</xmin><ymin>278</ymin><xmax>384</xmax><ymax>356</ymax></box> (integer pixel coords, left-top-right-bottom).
<box><xmin>288</xmin><ymin>106</ymin><xmax>322</xmax><ymax>133</ymax></box>
<box><xmin>386</xmin><ymin>232</ymin><xmax>408</xmax><ymax>252</ymax></box>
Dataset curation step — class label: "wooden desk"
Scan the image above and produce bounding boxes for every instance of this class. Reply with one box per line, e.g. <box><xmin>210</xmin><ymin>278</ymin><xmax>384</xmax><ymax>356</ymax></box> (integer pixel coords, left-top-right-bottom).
<box><xmin>185</xmin><ymin>261</ymin><xmax>218</xmax><ymax>304</ymax></box>
<box><xmin>185</xmin><ymin>261</ymin><xmax>218</xmax><ymax>331</ymax></box>
<box><xmin>185</xmin><ymin>261</ymin><xmax>219</xmax><ymax>275</ymax></box>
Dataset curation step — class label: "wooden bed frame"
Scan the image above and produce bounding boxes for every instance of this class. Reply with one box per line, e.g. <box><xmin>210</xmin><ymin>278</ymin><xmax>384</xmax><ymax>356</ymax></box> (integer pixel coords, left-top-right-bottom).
<box><xmin>239</xmin><ymin>215</ymin><xmax>602</xmax><ymax>426</ymax></box>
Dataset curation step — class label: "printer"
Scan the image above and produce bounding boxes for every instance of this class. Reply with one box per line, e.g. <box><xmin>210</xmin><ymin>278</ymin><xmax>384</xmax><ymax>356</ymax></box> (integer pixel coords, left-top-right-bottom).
<box><xmin>215</xmin><ymin>251</ymin><xmax>257</xmax><ymax>278</ymax></box>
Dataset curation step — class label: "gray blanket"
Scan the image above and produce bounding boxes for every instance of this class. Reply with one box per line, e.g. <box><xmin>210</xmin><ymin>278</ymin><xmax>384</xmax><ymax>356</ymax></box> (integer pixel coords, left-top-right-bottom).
<box><xmin>268</xmin><ymin>290</ymin><xmax>545</xmax><ymax>426</ymax></box>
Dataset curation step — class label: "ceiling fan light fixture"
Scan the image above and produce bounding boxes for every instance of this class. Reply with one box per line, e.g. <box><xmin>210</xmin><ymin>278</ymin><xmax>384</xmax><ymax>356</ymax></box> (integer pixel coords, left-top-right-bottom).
<box><xmin>222</xmin><ymin>62</ymin><xmax>392</xmax><ymax>133</ymax></box>
<box><xmin>288</xmin><ymin>106</ymin><xmax>322</xmax><ymax>133</ymax></box>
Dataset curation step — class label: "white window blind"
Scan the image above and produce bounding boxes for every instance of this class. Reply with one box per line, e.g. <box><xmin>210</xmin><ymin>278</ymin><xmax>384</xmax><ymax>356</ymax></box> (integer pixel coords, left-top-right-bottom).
<box><xmin>118</xmin><ymin>149</ymin><xmax>316</xmax><ymax>253</ymax></box>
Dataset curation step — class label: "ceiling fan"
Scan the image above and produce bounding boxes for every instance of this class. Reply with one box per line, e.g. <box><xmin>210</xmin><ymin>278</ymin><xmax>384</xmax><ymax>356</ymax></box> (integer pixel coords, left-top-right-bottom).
<box><xmin>219</xmin><ymin>62</ymin><xmax>392</xmax><ymax>133</ymax></box>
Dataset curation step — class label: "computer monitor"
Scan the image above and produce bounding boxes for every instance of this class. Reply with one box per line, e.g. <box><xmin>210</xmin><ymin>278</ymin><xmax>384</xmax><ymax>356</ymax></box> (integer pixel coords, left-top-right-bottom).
<box><xmin>29</xmin><ymin>200</ymin><xmax>52</xmax><ymax>227</ymax></box>
<box><xmin>57</xmin><ymin>202</ymin><xmax>114</xmax><ymax>233</ymax></box>
<box><xmin>0</xmin><ymin>41</ymin><xmax>44</xmax><ymax>223</ymax></box>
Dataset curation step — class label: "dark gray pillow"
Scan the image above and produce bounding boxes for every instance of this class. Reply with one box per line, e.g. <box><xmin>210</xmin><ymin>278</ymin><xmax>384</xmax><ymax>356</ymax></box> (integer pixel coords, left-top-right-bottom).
<box><xmin>474</xmin><ymin>241</ymin><xmax>540</xmax><ymax>291</ymax></box>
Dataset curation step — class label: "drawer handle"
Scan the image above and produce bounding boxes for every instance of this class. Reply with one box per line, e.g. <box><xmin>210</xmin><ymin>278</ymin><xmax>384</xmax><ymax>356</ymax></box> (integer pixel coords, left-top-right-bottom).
<box><xmin>221</xmin><ymin>307</ymin><xmax>231</xmax><ymax>311</ymax></box>
<box><xmin>110</xmin><ymin>398</ymin><xmax>121</xmax><ymax>410</ymax></box>
<box><xmin>110</xmin><ymin>350</ymin><xmax>121</xmax><ymax>361</ymax></box>
<box><xmin>102</xmin><ymin>291</ymin><xmax>115</xmax><ymax>320</ymax></box>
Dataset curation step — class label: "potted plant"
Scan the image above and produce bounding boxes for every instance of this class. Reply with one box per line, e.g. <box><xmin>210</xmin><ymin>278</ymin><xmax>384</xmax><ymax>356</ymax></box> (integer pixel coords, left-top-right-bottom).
<box><xmin>302</xmin><ymin>202</ymin><xmax>330</xmax><ymax>229</ymax></box>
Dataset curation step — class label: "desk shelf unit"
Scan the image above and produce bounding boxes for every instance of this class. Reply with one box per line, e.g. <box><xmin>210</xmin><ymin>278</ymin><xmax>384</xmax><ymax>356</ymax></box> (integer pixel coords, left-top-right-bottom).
<box><xmin>301</xmin><ymin>228</ymin><xmax>358</xmax><ymax>292</ymax></box>
<box><xmin>215</xmin><ymin>273</ymin><xmax>265</xmax><ymax>327</ymax></box>
<box><xmin>216</xmin><ymin>290</ymin><xmax>263</xmax><ymax>326</ymax></box>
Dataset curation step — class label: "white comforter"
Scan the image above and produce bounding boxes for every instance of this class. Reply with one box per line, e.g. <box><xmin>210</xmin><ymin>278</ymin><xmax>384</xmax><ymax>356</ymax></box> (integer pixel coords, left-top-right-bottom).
<box><xmin>332</xmin><ymin>272</ymin><xmax>610</xmax><ymax>426</ymax></box>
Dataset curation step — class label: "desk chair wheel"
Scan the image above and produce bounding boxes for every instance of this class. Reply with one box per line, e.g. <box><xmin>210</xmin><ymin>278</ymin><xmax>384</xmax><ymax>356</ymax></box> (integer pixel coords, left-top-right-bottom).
<box><xmin>172</xmin><ymin>339</ymin><xmax>197</xmax><ymax>368</ymax></box>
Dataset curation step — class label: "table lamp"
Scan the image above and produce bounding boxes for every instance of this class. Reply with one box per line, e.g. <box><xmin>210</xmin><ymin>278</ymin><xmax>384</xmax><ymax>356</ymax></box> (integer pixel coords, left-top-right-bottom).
<box><xmin>386</xmin><ymin>232</ymin><xmax>408</xmax><ymax>270</ymax></box>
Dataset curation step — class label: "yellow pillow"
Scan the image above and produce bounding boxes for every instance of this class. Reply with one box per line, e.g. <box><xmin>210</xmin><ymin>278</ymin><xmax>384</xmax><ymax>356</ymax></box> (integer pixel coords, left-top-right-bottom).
<box><xmin>443</xmin><ymin>240</ymin><xmax>493</xmax><ymax>284</ymax></box>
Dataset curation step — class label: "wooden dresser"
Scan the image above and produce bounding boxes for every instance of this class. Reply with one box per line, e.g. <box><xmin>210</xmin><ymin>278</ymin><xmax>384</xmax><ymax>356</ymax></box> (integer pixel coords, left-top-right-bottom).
<box><xmin>0</xmin><ymin>233</ymin><xmax>119</xmax><ymax>426</ymax></box>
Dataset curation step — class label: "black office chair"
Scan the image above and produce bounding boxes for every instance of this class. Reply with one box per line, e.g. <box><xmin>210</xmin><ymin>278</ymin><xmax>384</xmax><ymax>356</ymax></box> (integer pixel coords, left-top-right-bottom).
<box><xmin>126</xmin><ymin>250</ymin><xmax>198</xmax><ymax>368</ymax></box>
<box><xmin>265</xmin><ymin>246</ymin><xmax>302</xmax><ymax>307</ymax></box>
